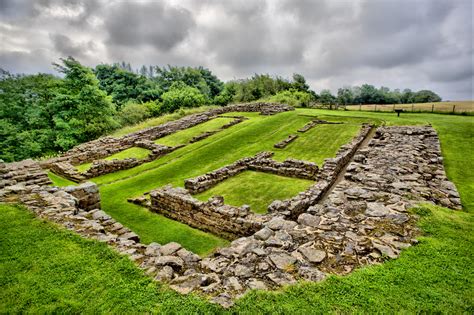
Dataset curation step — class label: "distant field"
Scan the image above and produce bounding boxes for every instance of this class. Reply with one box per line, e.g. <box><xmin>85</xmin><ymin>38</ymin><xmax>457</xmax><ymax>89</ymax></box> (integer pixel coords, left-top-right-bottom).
<box><xmin>345</xmin><ymin>101</ymin><xmax>473</xmax><ymax>113</ymax></box>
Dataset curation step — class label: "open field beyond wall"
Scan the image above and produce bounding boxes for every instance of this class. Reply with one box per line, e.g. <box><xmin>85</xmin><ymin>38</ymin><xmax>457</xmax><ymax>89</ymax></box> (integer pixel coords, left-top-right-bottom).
<box><xmin>2</xmin><ymin>108</ymin><xmax>473</xmax><ymax>313</ymax></box>
<box><xmin>345</xmin><ymin>100</ymin><xmax>473</xmax><ymax>113</ymax></box>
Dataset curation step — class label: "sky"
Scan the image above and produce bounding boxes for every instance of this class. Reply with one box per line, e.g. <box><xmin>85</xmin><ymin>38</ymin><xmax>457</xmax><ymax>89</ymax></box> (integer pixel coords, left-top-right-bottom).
<box><xmin>0</xmin><ymin>0</ymin><xmax>472</xmax><ymax>100</ymax></box>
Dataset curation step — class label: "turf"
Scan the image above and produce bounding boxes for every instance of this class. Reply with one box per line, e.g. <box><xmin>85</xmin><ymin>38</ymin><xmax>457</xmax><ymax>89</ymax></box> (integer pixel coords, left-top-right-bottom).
<box><xmin>0</xmin><ymin>204</ymin><xmax>219</xmax><ymax>313</ymax></box>
<box><xmin>88</xmin><ymin>111</ymin><xmax>355</xmax><ymax>255</ymax></box>
<box><xmin>155</xmin><ymin>117</ymin><xmax>235</xmax><ymax>146</ymax></box>
<box><xmin>47</xmin><ymin>171</ymin><xmax>76</xmax><ymax>187</ymax></box>
<box><xmin>195</xmin><ymin>171</ymin><xmax>314</xmax><ymax>213</ymax></box>
<box><xmin>75</xmin><ymin>147</ymin><xmax>151</xmax><ymax>173</ymax></box>
<box><xmin>1</xmin><ymin>109</ymin><xmax>473</xmax><ymax>312</ymax></box>
<box><xmin>110</xmin><ymin>105</ymin><xmax>220</xmax><ymax>137</ymax></box>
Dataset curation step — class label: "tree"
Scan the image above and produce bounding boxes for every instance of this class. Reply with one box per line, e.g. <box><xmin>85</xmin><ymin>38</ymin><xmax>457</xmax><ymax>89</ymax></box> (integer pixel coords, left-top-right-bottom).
<box><xmin>50</xmin><ymin>57</ymin><xmax>118</xmax><ymax>150</ymax></box>
<box><xmin>319</xmin><ymin>89</ymin><xmax>336</xmax><ymax>108</ymax></box>
<box><xmin>292</xmin><ymin>73</ymin><xmax>310</xmax><ymax>92</ymax></box>
<box><xmin>412</xmin><ymin>90</ymin><xmax>442</xmax><ymax>103</ymax></box>
<box><xmin>337</xmin><ymin>87</ymin><xmax>354</xmax><ymax>105</ymax></box>
<box><xmin>160</xmin><ymin>81</ymin><xmax>206</xmax><ymax>113</ymax></box>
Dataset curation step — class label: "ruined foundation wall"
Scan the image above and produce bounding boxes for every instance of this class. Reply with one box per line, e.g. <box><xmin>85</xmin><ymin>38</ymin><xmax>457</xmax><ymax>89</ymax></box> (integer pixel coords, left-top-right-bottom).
<box><xmin>64</xmin><ymin>182</ymin><xmax>101</xmax><ymax>211</ymax></box>
<box><xmin>0</xmin><ymin>159</ymin><xmax>52</xmax><ymax>192</ymax></box>
<box><xmin>150</xmin><ymin>186</ymin><xmax>265</xmax><ymax>239</ymax></box>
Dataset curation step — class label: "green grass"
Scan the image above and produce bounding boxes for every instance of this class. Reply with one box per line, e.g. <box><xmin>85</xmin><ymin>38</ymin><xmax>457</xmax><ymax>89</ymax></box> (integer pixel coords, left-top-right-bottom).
<box><xmin>75</xmin><ymin>147</ymin><xmax>151</xmax><ymax>173</ymax></box>
<box><xmin>272</xmin><ymin>122</ymin><xmax>360</xmax><ymax>165</ymax></box>
<box><xmin>0</xmin><ymin>204</ymin><xmax>219</xmax><ymax>313</ymax></box>
<box><xmin>195</xmin><ymin>171</ymin><xmax>314</xmax><ymax>213</ymax></box>
<box><xmin>47</xmin><ymin>171</ymin><xmax>76</xmax><ymax>187</ymax></box>
<box><xmin>110</xmin><ymin>105</ymin><xmax>221</xmax><ymax>137</ymax></box>
<box><xmin>1</xmin><ymin>109</ymin><xmax>473</xmax><ymax>312</ymax></box>
<box><xmin>155</xmin><ymin>117</ymin><xmax>235</xmax><ymax>146</ymax></box>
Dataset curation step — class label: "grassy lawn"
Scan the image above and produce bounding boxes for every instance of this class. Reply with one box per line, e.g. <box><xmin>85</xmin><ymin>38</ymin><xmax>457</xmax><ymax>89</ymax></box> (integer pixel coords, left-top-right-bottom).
<box><xmin>75</xmin><ymin>147</ymin><xmax>151</xmax><ymax>173</ymax></box>
<box><xmin>1</xmin><ymin>109</ymin><xmax>473</xmax><ymax>312</ymax></box>
<box><xmin>195</xmin><ymin>171</ymin><xmax>314</xmax><ymax>213</ymax></box>
<box><xmin>272</xmin><ymin>122</ymin><xmax>360</xmax><ymax>165</ymax></box>
<box><xmin>47</xmin><ymin>171</ymin><xmax>77</xmax><ymax>187</ymax></box>
<box><xmin>109</xmin><ymin>105</ymin><xmax>220</xmax><ymax>137</ymax></box>
<box><xmin>155</xmin><ymin>117</ymin><xmax>235</xmax><ymax>146</ymax></box>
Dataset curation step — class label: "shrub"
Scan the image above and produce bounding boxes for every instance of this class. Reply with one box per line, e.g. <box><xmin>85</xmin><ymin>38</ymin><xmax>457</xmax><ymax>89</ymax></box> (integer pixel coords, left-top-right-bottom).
<box><xmin>265</xmin><ymin>89</ymin><xmax>312</xmax><ymax>107</ymax></box>
<box><xmin>160</xmin><ymin>82</ymin><xmax>207</xmax><ymax>113</ymax></box>
<box><xmin>117</xmin><ymin>102</ymin><xmax>151</xmax><ymax>125</ymax></box>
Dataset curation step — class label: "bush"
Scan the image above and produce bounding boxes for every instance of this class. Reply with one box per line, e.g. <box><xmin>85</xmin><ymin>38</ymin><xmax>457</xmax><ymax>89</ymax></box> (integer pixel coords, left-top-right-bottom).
<box><xmin>117</xmin><ymin>102</ymin><xmax>151</xmax><ymax>125</ymax></box>
<box><xmin>160</xmin><ymin>82</ymin><xmax>207</xmax><ymax>113</ymax></box>
<box><xmin>265</xmin><ymin>89</ymin><xmax>312</xmax><ymax>107</ymax></box>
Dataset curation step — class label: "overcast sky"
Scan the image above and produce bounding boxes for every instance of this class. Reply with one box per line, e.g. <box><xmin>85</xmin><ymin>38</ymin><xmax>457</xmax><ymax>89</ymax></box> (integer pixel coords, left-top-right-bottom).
<box><xmin>1</xmin><ymin>0</ymin><xmax>472</xmax><ymax>100</ymax></box>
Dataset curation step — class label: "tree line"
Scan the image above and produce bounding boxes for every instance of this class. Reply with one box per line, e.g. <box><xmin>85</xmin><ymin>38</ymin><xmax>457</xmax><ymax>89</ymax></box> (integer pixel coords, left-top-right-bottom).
<box><xmin>0</xmin><ymin>57</ymin><xmax>442</xmax><ymax>162</ymax></box>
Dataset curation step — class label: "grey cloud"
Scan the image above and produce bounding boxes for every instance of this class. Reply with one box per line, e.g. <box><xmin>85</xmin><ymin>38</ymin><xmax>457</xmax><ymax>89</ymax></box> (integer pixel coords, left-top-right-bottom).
<box><xmin>104</xmin><ymin>2</ymin><xmax>195</xmax><ymax>51</ymax></box>
<box><xmin>0</xmin><ymin>0</ymin><xmax>472</xmax><ymax>100</ymax></box>
<box><xmin>50</xmin><ymin>33</ymin><xmax>96</xmax><ymax>58</ymax></box>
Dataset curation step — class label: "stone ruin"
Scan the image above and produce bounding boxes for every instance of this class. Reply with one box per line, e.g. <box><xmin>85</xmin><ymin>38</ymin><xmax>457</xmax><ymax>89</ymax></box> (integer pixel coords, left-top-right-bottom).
<box><xmin>0</xmin><ymin>102</ymin><xmax>463</xmax><ymax>308</ymax></box>
<box><xmin>297</xmin><ymin>119</ymin><xmax>343</xmax><ymax>133</ymax></box>
<box><xmin>43</xmin><ymin>103</ymin><xmax>292</xmax><ymax>183</ymax></box>
<box><xmin>274</xmin><ymin>134</ymin><xmax>298</xmax><ymax>148</ymax></box>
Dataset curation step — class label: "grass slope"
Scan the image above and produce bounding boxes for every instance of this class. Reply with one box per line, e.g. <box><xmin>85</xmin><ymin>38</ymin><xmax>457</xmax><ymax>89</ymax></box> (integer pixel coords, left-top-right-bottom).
<box><xmin>155</xmin><ymin>117</ymin><xmax>235</xmax><ymax>146</ymax></box>
<box><xmin>89</xmin><ymin>111</ymin><xmax>359</xmax><ymax>254</ymax></box>
<box><xmin>195</xmin><ymin>171</ymin><xmax>314</xmax><ymax>213</ymax></box>
<box><xmin>0</xmin><ymin>204</ymin><xmax>219</xmax><ymax>313</ymax></box>
<box><xmin>1</xmin><ymin>109</ymin><xmax>473</xmax><ymax>312</ymax></box>
<box><xmin>47</xmin><ymin>171</ymin><xmax>76</xmax><ymax>187</ymax></box>
<box><xmin>75</xmin><ymin>147</ymin><xmax>151</xmax><ymax>173</ymax></box>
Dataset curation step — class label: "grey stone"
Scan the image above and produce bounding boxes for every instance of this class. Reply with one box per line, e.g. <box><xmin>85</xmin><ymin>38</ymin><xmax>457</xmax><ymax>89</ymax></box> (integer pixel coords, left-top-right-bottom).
<box><xmin>298</xmin><ymin>247</ymin><xmax>326</xmax><ymax>263</ymax></box>
<box><xmin>269</xmin><ymin>253</ymin><xmax>297</xmax><ymax>270</ymax></box>
<box><xmin>254</xmin><ymin>227</ymin><xmax>274</xmax><ymax>241</ymax></box>
<box><xmin>267</xmin><ymin>272</ymin><xmax>296</xmax><ymax>286</ymax></box>
<box><xmin>366</xmin><ymin>202</ymin><xmax>391</xmax><ymax>217</ymax></box>
<box><xmin>297</xmin><ymin>213</ymin><xmax>320</xmax><ymax>227</ymax></box>
<box><xmin>160</xmin><ymin>242</ymin><xmax>182</xmax><ymax>255</ymax></box>
<box><xmin>247</xmin><ymin>278</ymin><xmax>268</xmax><ymax>290</ymax></box>
<box><xmin>266</xmin><ymin>217</ymin><xmax>297</xmax><ymax>231</ymax></box>
<box><xmin>155</xmin><ymin>256</ymin><xmax>184</xmax><ymax>271</ymax></box>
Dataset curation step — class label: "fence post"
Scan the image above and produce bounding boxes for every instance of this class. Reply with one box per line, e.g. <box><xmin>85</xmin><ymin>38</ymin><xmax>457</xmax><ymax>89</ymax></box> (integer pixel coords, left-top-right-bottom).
<box><xmin>432</xmin><ymin>104</ymin><xmax>434</xmax><ymax>112</ymax></box>
<box><xmin>412</xmin><ymin>103</ymin><xmax>414</xmax><ymax>112</ymax></box>
<box><xmin>393</xmin><ymin>104</ymin><xmax>395</xmax><ymax>112</ymax></box>
<box><xmin>375</xmin><ymin>104</ymin><xmax>377</xmax><ymax>112</ymax></box>
<box><xmin>359</xmin><ymin>104</ymin><xmax>361</xmax><ymax>111</ymax></box>
<box><xmin>452</xmin><ymin>105</ymin><xmax>456</xmax><ymax>113</ymax></box>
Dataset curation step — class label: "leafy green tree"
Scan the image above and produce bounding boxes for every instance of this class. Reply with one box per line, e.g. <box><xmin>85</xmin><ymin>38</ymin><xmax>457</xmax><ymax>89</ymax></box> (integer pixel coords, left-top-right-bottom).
<box><xmin>94</xmin><ymin>64</ymin><xmax>161</xmax><ymax>106</ymax></box>
<box><xmin>160</xmin><ymin>81</ymin><xmax>206</xmax><ymax>113</ymax></box>
<box><xmin>50</xmin><ymin>57</ymin><xmax>118</xmax><ymax>150</ymax></box>
<box><xmin>291</xmin><ymin>73</ymin><xmax>310</xmax><ymax>92</ymax></box>
<box><xmin>412</xmin><ymin>90</ymin><xmax>442</xmax><ymax>103</ymax></box>
<box><xmin>337</xmin><ymin>87</ymin><xmax>354</xmax><ymax>105</ymax></box>
<box><xmin>117</xmin><ymin>101</ymin><xmax>151</xmax><ymax>125</ymax></box>
<box><xmin>319</xmin><ymin>89</ymin><xmax>337</xmax><ymax>107</ymax></box>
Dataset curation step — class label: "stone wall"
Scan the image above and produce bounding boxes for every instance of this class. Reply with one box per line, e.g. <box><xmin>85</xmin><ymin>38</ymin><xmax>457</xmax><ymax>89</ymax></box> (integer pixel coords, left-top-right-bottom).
<box><xmin>268</xmin><ymin>124</ymin><xmax>373</xmax><ymax>216</ymax></box>
<box><xmin>40</xmin><ymin>102</ymin><xmax>293</xmax><ymax>175</ymax></box>
<box><xmin>50</xmin><ymin>162</ymin><xmax>85</xmax><ymax>182</ymax></box>
<box><xmin>184</xmin><ymin>151</ymin><xmax>318</xmax><ymax>194</ymax></box>
<box><xmin>0</xmin><ymin>124</ymin><xmax>464</xmax><ymax>308</ymax></box>
<box><xmin>274</xmin><ymin>134</ymin><xmax>298</xmax><ymax>148</ymax></box>
<box><xmin>64</xmin><ymin>182</ymin><xmax>101</xmax><ymax>211</ymax></box>
<box><xmin>297</xmin><ymin>119</ymin><xmax>343</xmax><ymax>133</ymax></box>
<box><xmin>247</xmin><ymin>154</ymin><xmax>319</xmax><ymax>180</ymax></box>
<box><xmin>0</xmin><ymin>159</ymin><xmax>52</xmax><ymax>196</ymax></box>
<box><xmin>150</xmin><ymin>185</ymin><xmax>266</xmax><ymax>240</ymax></box>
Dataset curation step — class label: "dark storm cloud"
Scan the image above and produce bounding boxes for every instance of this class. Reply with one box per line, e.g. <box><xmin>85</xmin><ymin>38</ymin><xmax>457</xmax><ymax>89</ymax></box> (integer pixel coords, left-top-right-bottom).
<box><xmin>104</xmin><ymin>2</ymin><xmax>195</xmax><ymax>51</ymax></box>
<box><xmin>50</xmin><ymin>33</ymin><xmax>96</xmax><ymax>58</ymax></box>
<box><xmin>0</xmin><ymin>0</ymin><xmax>472</xmax><ymax>99</ymax></box>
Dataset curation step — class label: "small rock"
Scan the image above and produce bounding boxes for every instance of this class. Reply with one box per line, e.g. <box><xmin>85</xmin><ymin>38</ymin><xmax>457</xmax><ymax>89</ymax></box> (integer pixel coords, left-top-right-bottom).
<box><xmin>297</xmin><ymin>213</ymin><xmax>320</xmax><ymax>227</ymax></box>
<box><xmin>155</xmin><ymin>255</ymin><xmax>184</xmax><ymax>271</ymax></box>
<box><xmin>254</xmin><ymin>227</ymin><xmax>274</xmax><ymax>241</ymax></box>
<box><xmin>247</xmin><ymin>278</ymin><xmax>268</xmax><ymax>290</ymax></box>
<box><xmin>269</xmin><ymin>253</ymin><xmax>297</xmax><ymax>270</ymax></box>
<box><xmin>298</xmin><ymin>247</ymin><xmax>326</xmax><ymax>263</ymax></box>
<box><xmin>160</xmin><ymin>242</ymin><xmax>182</xmax><ymax>255</ymax></box>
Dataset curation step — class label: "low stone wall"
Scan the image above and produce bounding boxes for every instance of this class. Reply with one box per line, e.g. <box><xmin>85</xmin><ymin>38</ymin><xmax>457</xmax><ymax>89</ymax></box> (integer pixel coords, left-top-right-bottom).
<box><xmin>40</xmin><ymin>103</ymin><xmax>293</xmax><ymax>169</ymax></box>
<box><xmin>50</xmin><ymin>161</ymin><xmax>85</xmax><ymax>182</ymax></box>
<box><xmin>64</xmin><ymin>182</ymin><xmax>101</xmax><ymax>211</ymax></box>
<box><xmin>247</xmin><ymin>154</ymin><xmax>319</xmax><ymax>180</ymax></box>
<box><xmin>274</xmin><ymin>134</ymin><xmax>298</xmax><ymax>148</ymax></box>
<box><xmin>297</xmin><ymin>119</ymin><xmax>343</xmax><ymax>133</ymax></box>
<box><xmin>0</xmin><ymin>124</ymin><xmax>464</xmax><ymax>308</ymax></box>
<box><xmin>0</xmin><ymin>159</ymin><xmax>52</xmax><ymax>195</ymax></box>
<box><xmin>184</xmin><ymin>152</ymin><xmax>317</xmax><ymax>194</ymax></box>
<box><xmin>150</xmin><ymin>185</ymin><xmax>266</xmax><ymax>240</ymax></box>
<box><xmin>268</xmin><ymin>124</ymin><xmax>373</xmax><ymax>216</ymax></box>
